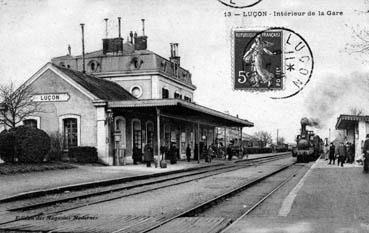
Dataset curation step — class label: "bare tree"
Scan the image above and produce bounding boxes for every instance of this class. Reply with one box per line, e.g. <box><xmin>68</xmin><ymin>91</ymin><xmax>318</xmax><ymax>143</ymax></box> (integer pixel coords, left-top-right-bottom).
<box><xmin>277</xmin><ymin>136</ymin><xmax>286</xmax><ymax>145</ymax></box>
<box><xmin>253</xmin><ymin>131</ymin><xmax>272</xmax><ymax>148</ymax></box>
<box><xmin>350</xmin><ymin>107</ymin><xmax>364</xmax><ymax>116</ymax></box>
<box><xmin>0</xmin><ymin>82</ymin><xmax>41</xmax><ymax>129</ymax></box>
<box><xmin>345</xmin><ymin>24</ymin><xmax>369</xmax><ymax>56</ymax></box>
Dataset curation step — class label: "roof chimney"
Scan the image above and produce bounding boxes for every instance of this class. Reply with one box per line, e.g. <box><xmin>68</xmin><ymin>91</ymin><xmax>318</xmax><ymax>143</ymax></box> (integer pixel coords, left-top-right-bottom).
<box><xmin>118</xmin><ymin>17</ymin><xmax>121</xmax><ymax>38</ymax></box>
<box><xmin>170</xmin><ymin>43</ymin><xmax>180</xmax><ymax>66</ymax></box>
<box><xmin>141</xmin><ymin>19</ymin><xmax>145</xmax><ymax>36</ymax></box>
<box><xmin>80</xmin><ymin>23</ymin><xmax>86</xmax><ymax>73</ymax></box>
<box><xmin>104</xmin><ymin>18</ymin><xmax>109</xmax><ymax>38</ymax></box>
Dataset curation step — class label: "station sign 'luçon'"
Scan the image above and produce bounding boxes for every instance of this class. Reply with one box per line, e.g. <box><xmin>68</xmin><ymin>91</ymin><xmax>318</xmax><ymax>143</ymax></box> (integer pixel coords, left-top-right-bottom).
<box><xmin>32</xmin><ymin>93</ymin><xmax>70</xmax><ymax>102</ymax></box>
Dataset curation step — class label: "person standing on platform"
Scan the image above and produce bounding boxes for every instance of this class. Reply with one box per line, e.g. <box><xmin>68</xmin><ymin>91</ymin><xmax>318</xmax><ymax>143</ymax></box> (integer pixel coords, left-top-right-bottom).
<box><xmin>186</xmin><ymin>144</ymin><xmax>191</xmax><ymax>162</ymax></box>
<box><xmin>227</xmin><ymin>144</ymin><xmax>233</xmax><ymax>161</ymax></box>
<box><xmin>336</xmin><ymin>142</ymin><xmax>346</xmax><ymax>167</ymax></box>
<box><xmin>143</xmin><ymin>143</ymin><xmax>153</xmax><ymax>167</ymax></box>
<box><xmin>363</xmin><ymin>134</ymin><xmax>369</xmax><ymax>173</ymax></box>
<box><xmin>132</xmin><ymin>146</ymin><xmax>140</xmax><ymax>165</ymax></box>
<box><xmin>328</xmin><ymin>143</ymin><xmax>336</xmax><ymax>165</ymax></box>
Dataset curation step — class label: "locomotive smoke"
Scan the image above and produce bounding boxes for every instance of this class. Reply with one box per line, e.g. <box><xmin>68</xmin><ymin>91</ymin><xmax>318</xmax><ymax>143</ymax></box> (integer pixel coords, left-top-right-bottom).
<box><xmin>300</xmin><ymin>117</ymin><xmax>320</xmax><ymax>128</ymax></box>
<box><xmin>305</xmin><ymin>72</ymin><xmax>369</xmax><ymax>128</ymax></box>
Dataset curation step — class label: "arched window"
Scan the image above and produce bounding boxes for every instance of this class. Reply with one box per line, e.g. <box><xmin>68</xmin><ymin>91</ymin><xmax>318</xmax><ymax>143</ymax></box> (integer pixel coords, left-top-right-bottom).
<box><xmin>132</xmin><ymin>119</ymin><xmax>142</xmax><ymax>150</ymax></box>
<box><xmin>23</xmin><ymin>119</ymin><xmax>38</xmax><ymax>129</ymax></box>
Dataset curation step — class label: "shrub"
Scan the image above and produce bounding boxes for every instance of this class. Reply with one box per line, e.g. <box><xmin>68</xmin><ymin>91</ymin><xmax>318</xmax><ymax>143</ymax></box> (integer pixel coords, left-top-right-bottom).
<box><xmin>0</xmin><ymin>129</ymin><xmax>15</xmax><ymax>163</ymax></box>
<box><xmin>14</xmin><ymin>126</ymin><xmax>51</xmax><ymax>163</ymax></box>
<box><xmin>68</xmin><ymin>146</ymin><xmax>98</xmax><ymax>163</ymax></box>
<box><xmin>48</xmin><ymin>132</ymin><xmax>63</xmax><ymax>161</ymax></box>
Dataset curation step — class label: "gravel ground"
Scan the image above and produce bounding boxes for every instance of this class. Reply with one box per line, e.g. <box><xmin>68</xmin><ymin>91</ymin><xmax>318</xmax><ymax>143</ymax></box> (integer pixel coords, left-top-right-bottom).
<box><xmin>223</xmin><ymin>159</ymin><xmax>369</xmax><ymax>233</ymax></box>
<box><xmin>60</xmin><ymin>157</ymin><xmax>295</xmax><ymax>217</ymax></box>
<box><xmin>195</xmin><ymin>164</ymin><xmax>308</xmax><ymax>220</ymax></box>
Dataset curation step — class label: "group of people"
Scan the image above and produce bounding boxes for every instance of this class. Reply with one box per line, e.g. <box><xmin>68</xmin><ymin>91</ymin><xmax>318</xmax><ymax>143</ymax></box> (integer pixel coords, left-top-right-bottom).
<box><xmin>132</xmin><ymin>142</ymin><xmax>249</xmax><ymax>167</ymax></box>
<box><xmin>327</xmin><ymin>141</ymin><xmax>355</xmax><ymax>167</ymax></box>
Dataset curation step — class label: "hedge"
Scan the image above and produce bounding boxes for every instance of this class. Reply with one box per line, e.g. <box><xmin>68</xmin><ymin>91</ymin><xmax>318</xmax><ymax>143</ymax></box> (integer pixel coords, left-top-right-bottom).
<box><xmin>0</xmin><ymin>126</ymin><xmax>51</xmax><ymax>163</ymax></box>
<box><xmin>68</xmin><ymin>146</ymin><xmax>98</xmax><ymax>163</ymax></box>
<box><xmin>14</xmin><ymin>126</ymin><xmax>51</xmax><ymax>163</ymax></box>
<box><xmin>0</xmin><ymin>129</ymin><xmax>15</xmax><ymax>163</ymax></box>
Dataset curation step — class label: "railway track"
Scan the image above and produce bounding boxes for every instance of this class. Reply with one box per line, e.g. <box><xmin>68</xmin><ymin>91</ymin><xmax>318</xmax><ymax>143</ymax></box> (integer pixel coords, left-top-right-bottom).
<box><xmin>2</xmin><ymin>154</ymin><xmax>289</xmax><ymax>212</ymax></box>
<box><xmin>137</xmin><ymin>161</ymin><xmax>303</xmax><ymax>233</ymax></box>
<box><xmin>0</xmin><ymin>153</ymin><xmax>297</xmax><ymax>232</ymax></box>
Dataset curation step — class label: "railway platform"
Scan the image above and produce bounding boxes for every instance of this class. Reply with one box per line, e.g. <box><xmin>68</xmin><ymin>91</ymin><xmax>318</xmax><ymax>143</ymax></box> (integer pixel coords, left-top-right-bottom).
<box><xmin>222</xmin><ymin>158</ymin><xmax>369</xmax><ymax>233</ymax></box>
<box><xmin>0</xmin><ymin>152</ymin><xmax>285</xmax><ymax>201</ymax></box>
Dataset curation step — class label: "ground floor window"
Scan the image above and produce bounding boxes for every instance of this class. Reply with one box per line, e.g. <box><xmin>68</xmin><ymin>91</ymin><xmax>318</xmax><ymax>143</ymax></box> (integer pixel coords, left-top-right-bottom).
<box><xmin>23</xmin><ymin>119</ymin><xmax>38</xmax><ymax>129</ymax></box>
<box><xmin>63</xmin><ymin>118</ymin><xmax>78</xmax><ymax>149</ymax></box>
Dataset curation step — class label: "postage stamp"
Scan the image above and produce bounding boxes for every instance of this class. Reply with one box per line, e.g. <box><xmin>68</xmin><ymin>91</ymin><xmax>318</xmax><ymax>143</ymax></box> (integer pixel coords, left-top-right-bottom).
<box><xmin>233</xmin><ymin>29</ymin><xmax>284</xmax><ymax>91</ymax></box>
<box><xmin>232</xmin><ymin>27</ymin><xmax>314</xmax><ymax>98</ymax></box>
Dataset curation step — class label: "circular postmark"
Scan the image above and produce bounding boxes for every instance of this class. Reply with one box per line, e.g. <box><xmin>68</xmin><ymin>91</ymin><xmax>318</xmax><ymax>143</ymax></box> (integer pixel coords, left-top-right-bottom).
<box><xmin>233</xmin><ymin>27</ymin><xmax>314</xmax><ymax>99</ymax></box>
<box><xmin>218</xmin><ymin>0</ymin><xmax>262</xmax><ymax>8</ymax></box>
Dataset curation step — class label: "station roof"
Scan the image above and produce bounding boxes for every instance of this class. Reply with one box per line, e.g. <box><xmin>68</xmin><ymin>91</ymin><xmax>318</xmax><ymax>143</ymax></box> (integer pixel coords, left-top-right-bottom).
<box><xmin>53</xmin><ymin>64</ymin><xmax>136</xmax><ymax>101</ymax></box>
<box><xmin>108</xmin><ymin>99</ymin><xmax>254</xmax><ymax>127</ymax></box>
<box><xmin>335</xmin><ymin>114</ymin><xmax>369</xmax><ymax>129</ymax></box>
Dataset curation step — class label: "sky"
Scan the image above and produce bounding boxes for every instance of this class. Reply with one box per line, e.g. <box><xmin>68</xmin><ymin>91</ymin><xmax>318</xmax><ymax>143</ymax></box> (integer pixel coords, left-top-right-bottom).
<box><xmin>0</xmin><ymin>0</ymin><xmax>369</xmax><ymax>143</ymax></box>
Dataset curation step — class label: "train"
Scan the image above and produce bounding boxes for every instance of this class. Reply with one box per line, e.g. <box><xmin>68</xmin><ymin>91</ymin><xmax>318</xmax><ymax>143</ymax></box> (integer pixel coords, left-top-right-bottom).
<box><xmin>292</xmin><ymin>118</ymin><xmax>324</xmax><ymax>163</ymax></box>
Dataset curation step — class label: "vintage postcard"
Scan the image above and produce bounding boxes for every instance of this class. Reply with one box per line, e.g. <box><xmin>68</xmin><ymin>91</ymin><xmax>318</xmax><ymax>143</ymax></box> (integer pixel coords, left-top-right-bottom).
<box><xmin>0</xmin><ymin>0</ymin><xmax>368</xmax><ymax>232</ymax></box>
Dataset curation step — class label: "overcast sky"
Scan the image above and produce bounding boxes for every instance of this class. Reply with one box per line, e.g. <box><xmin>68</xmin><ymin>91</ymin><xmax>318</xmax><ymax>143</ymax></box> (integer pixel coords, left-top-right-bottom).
<box><xmin>0</xmin><ymin>0</ymin><xmax>368</xmax><ymax>142</ymax></box>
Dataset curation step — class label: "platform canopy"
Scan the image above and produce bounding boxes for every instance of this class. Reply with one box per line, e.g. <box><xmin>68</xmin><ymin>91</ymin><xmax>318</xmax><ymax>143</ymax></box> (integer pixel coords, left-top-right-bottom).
<box><xmin>108</xmin><ymin>99</ymin><xmax>254</xmax><ymax>127</ymax></box>
<box><xmin>335</xmin><ymin>114</ymin><xmax>369</xmax><ymax>130</ymax></box>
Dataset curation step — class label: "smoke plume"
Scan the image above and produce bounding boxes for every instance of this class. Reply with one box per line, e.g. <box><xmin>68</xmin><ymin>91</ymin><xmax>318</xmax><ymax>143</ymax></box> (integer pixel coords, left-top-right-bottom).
<box><xmin>300</xmin><ymin>117</ymin><xmax>320</xmax><ymax>128</ymax></box>
<box><xmin>305</xmin><ymin>72</ymin><xmax>369</xmax><ymax>129</ymax></box>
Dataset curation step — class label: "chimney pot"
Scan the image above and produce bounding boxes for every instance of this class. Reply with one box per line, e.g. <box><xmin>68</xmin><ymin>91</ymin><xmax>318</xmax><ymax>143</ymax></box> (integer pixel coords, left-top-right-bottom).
<box><xmin>104</xmin><ymin>18</ymin><xmax>109</xmax><ymax>38</ymax></box>
<box><xmin>118</xmin><ymin>17</ymin><xmax>122</xmax><ymax>38</ymax></box>
<box><xmin>141</xmin><ymin>19</ymin><xmax>145</xmax><ymax>36</ymax></box>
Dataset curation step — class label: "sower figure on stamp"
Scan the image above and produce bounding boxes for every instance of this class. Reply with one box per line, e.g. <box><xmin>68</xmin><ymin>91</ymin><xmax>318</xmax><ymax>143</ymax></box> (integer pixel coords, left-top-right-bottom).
<box><xmin>243</xmin><ymin>35</ymin><xmax>277</xmax><ymax>87</ymax></box>
<box><xmin>328</xmin><ymin>142</ymin><xmax>335</xmax><ymax>165</ymax></box>
<box><xmin>363</xmin><ymin>134</ymin><xmax>369</xmax><ymax>173</ymax></box>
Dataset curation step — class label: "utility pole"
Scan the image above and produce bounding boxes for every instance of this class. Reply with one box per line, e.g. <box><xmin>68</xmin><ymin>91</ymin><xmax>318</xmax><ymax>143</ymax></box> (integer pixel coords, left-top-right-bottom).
<box><xmin>276</xmin><ymin>129</ymin><xmax>279</xmax><ymax>145</ymax></box>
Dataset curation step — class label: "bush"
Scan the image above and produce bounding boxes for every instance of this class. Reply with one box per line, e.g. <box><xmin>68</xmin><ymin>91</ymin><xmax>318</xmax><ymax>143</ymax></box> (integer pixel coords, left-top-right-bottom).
<box><xmin>0</xmin><ymin>129</ymin><xmax>15</xmax><ymax>163</ymax></box>
<box><xmin>68</xmin><ymin>146</ymin><xmax>98</xmax><ymax>163</ymax></box>
<box><xmin>48</xmin><ymin>132</ymin><xmax>63</xmax><ymax>161</ymax></box>
<box><xmin>14</xmin><ymin>126</ymin><xmax>51</xmax><ymax>163</ymax></box>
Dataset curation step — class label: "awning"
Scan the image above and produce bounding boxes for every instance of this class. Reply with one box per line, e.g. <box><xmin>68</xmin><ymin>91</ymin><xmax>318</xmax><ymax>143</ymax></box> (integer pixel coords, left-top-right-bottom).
<box><xmin>335</xmin><ymin>114</ymin><xmax>369</xmax><ymax>129</ymax></box>
<box><xmin>108</xmin><ymin>99</ymin><xmax>254</xmax><ymax>127</ymax></box>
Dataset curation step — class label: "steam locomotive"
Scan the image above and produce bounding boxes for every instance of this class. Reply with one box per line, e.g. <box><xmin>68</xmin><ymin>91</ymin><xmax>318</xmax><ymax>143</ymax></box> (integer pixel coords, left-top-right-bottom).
<box><xmin>292</xmin><ymin>118</ymin><xmax>323</xmax><ymax>163</ymax></box>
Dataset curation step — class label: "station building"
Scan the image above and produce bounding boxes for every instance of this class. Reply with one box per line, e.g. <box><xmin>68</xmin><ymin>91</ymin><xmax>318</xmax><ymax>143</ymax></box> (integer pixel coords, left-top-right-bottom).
<box><xmin>0</xmin><ymin>22</ymin><xmax>253</xmax><ymax>165</ymax></box>
<box><xmin>335</xmin><ymin>114</ymin><xmax>369</xmax><ymax>161</ymax></box>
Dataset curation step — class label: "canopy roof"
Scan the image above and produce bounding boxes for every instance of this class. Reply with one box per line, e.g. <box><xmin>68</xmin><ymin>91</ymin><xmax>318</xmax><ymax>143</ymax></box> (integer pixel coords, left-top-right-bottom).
<box><xmin>335</xmin><ymin>114</ymin><xmax>369</xmax><ymax>129</ymax></box>
<box><xmin>108</xmin><ymin>99</ymin><xmax>254</xmax><ymax>127</ymax></box>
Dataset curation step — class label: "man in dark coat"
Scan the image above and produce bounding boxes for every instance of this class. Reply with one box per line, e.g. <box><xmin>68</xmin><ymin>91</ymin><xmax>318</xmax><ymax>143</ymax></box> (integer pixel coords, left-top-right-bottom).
<box><xmin>227</xmin><ymin>144</ymin><xmax>233</xmax><ymax>161</ymax></box>
<box><xmin>186</xmin><ymin>144</ymin><xmax>191</xmax><ymax>162</ymax></box>
<box><xmin>336</xmin><ymin>142</ymin><xmax>346</xmax><ymax>167</ymax></box>
<box><xmin>363</xmin><ymin>134</ymin><xmax>369</xmax><ymax>173</ymax></box>
<box><xmin>132</xmin><ymin>146</ymin><xmax>141</xmax><ymax>165</ymax></box>
<box><xmin>328</xmin><ymin>143</ymin><xmax>335</xmax><ymax>165</ymax></box>
<box><xmin>143</xmin><ymin>144</ymin><xmax>153</xmax><ymax>167</ymax></box>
